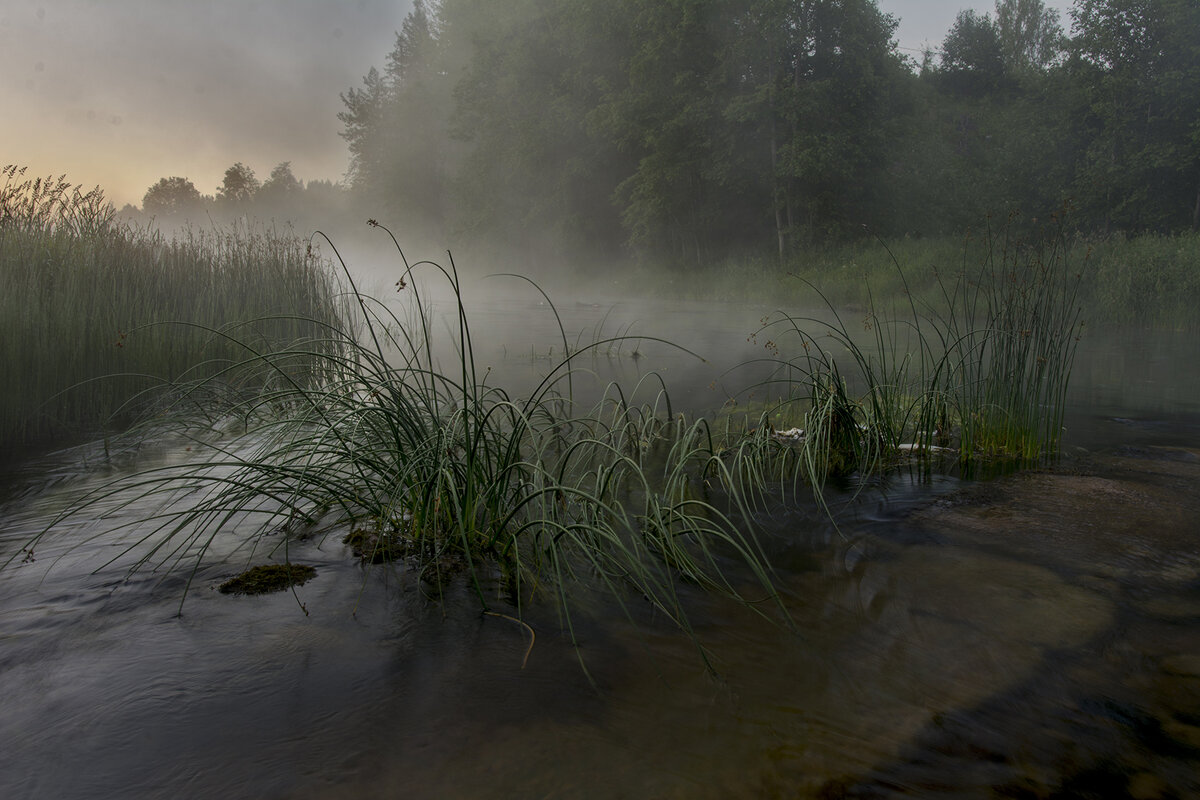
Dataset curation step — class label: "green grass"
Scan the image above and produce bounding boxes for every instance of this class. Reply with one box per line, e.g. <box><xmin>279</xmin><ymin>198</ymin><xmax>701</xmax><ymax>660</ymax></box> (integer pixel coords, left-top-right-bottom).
<box><xmin>622</xmin><ymin>219</ymin><xmax>1200</xmax><ymax>332</ymax></box>
<box><xmin>0</xmin><ymin>165</ymin><xmax>344</xmax><ymax>451</ymax></box>
<box><xmin>739</xmin><ymin>212</ymin><xmax>1084</xmax><ymax>497</ymax></box>
<box><xmin>1085</xmin><ymin>231</ymin><xmax>1200</xmax><ymax>328</ymax></box>
<box><xmin>16</xmin><ymin>221</ymin><xmax>785</xmax><ymax>662</ymax></box>
<box><xmin>4</xmin><ymin>180</ymin><xmax>1092</xmax><ymax>665</ymax></box>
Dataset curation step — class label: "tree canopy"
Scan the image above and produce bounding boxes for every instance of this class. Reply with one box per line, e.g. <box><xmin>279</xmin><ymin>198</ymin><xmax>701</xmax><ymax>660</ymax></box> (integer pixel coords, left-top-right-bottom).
<box><xmin>318</xmin><ymin>0</ymin><xmax>1200</xmax><ymax>264</ymax></box>
<box><xmin>217</xmin><ymin>162</ymin><xmax>260</xmax><ymax>206</ymax></box>
<box><xmin>142</xmin><ymin>176</ymin><xmax>202</xmax><ymax>218</ymax></box>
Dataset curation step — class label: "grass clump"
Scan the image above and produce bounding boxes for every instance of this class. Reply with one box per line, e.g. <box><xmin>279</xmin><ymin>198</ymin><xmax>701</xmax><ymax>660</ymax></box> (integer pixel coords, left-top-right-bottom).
<box><xmin>218</xmin><ymin>563</ymin><xmax>317</xmax><ymax>595</ymax></box>
<box><xmin>9</xmin><ymin>208</ymin><xmax>1087</xmax><ymax>662</ymax></box>
<box><xmin>0</xmin><ymin>164</ymin><xmax>344</xmax><ymax>452</ymax></box>
<box><xmin>18</xmin><ymin>221</ymin><xmax>784</xmax><ymax>657</ymax></box>
<box><xmin>739</xmin><ymin>211</ymin><xmax>1084</xmax><ymax>493</ymax></box>
<box><xmin>1086</xmin><ymin>231</ymin><xmax>1200</xmax><ymax>328</ymax></box>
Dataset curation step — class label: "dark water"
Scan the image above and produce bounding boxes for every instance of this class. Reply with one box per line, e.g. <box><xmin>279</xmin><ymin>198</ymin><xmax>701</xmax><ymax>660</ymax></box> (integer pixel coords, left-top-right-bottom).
<box><xmin>3</xmin><ymin>299</ymin><xmax>1200</xmax><ymax>799</ymax></box>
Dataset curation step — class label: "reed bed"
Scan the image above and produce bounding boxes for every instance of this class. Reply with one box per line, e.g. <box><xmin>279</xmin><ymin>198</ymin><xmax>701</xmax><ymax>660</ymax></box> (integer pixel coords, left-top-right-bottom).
<box><xmin>7</xmin><ymin>202</ymin><xmax>1087</xmax><ymax>661</ymax></box>
<box><xmin>741</xmin><ymin>212</ymin><xmax>1084</xmax><ymax>492</ymax></box>
<box><xmin>638</xmin><ymin>224</ymin><xmax>1200</xmax><ymax>333</ymax></box>
<box><xmin>0</xmin><ymin>165</ymin><xmax>343</xmax><ymax>450</ymax></box>
<box><xmin>17</xmin><ymin>222</ymin><xmax>784</xmax><ymax>656</ymax></box>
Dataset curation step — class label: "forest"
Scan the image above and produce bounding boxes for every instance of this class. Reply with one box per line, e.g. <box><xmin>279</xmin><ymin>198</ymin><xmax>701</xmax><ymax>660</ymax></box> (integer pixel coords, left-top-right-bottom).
<box><xmin>326</xmin><ymin>0</ymin><xmax>1197</xmax><ymax>269</ymax></box>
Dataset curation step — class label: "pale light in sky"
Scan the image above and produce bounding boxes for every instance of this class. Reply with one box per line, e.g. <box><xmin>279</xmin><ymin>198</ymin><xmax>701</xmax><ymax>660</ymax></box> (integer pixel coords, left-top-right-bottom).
<box><xmin>2</xmin><ymin>0</ymin><xmax>412</xmax><ymax>208</ymax></box>
<box><xmin>2</xmin><ymin>1</ymin><xmax>1074</xmax><ymax>211</ymax></box>
<box><xmin>880</xmin><ymin>0</ymin><xmax>1074</xmax><ymax>59</ymax></box>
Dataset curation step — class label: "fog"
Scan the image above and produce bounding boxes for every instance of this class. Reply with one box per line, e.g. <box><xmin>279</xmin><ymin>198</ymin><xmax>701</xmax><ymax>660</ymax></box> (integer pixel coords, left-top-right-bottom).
<box><xmin>4</xmin><ymin>3</ymin><xmax>1200</xmax><ymax>797</ymax></box>
<box><xmin>4</xmin><ymin>0</ymin><xmax>1068</xmax><ymax>209</ymax></box>
<box><xmin>6</xmin><ymin>0</ymin><xmax>1195</xmax><ymax>401</ymax></box>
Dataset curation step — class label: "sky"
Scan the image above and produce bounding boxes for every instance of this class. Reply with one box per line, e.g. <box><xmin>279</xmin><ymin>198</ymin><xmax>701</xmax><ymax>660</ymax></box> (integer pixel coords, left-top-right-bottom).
<box><xmin>879</xmin><ymin>0</ymin><xmax>1073</xmax><ymax>58</ymax></box>
<box><xmin>2</xmin><ymin>0</ymin><xmax>1074</xmax><ymax>210</ymax></box>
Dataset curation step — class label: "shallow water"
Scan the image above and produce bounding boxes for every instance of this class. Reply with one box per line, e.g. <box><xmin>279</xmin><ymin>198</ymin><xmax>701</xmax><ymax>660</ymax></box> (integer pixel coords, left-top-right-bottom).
<box><xmin>3</xmin><ymin>303</ymin><xmax>1200</xmax><ymax>798</ymax></box>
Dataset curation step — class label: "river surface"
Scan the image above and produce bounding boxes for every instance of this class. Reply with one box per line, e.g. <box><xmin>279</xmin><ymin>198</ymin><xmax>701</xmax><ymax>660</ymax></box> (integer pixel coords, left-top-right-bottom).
<box><xmin>3</xmin><ymin>294</ymin><xmax>1200</xmax><ymax>799</ymax></box>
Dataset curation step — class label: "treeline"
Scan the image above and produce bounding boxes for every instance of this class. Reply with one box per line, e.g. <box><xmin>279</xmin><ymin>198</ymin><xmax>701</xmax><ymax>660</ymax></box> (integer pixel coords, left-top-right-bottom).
<box><xmin>339</xmin><ymin>0</ymin><xmax>1199</xmax><ymax>267</ymax></box>
<box><xmin>127</xmin><ymin>161</ymin><xmax>352</xmax><ymax>230</ymax></box>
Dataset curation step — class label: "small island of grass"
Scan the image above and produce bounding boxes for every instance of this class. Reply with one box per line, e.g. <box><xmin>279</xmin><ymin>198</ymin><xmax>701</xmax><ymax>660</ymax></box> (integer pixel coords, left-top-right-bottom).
<box><xmin>218</xmin><ymin>564</ymin><xmax>317</xmax><ymax>596</ymax></box>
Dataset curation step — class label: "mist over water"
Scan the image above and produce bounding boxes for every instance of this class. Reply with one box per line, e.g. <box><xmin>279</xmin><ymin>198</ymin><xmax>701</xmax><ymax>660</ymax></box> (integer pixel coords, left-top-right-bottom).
<box><xmin>4</xmin><ymin>0</ymin><xmax>1200</xmax><ymax>795</ymax></box>
<box><xmin>3</xmin><ymin>319</ymin><xmax>1200</xmax><ymax>797</ymax></box>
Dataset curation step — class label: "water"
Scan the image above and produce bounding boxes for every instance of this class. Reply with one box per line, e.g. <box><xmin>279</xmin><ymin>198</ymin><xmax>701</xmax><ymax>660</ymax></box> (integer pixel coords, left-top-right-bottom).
<box><xmin>3</xmin><ymin>299</ymin><xmax>1200</xmax><ymax>798</ymax></box>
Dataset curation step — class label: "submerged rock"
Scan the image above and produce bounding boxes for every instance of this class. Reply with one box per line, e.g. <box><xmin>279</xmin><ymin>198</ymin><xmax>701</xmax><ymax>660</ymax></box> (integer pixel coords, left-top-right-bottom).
<box><xmin>910</xmin><ymin>447</ymin><xmax>1200</xmax><ymax>589</ymax></box>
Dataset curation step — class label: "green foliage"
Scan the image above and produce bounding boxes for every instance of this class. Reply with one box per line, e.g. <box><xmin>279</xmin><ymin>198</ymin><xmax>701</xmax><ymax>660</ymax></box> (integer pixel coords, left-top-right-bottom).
<box><xmin>143</xmin><ymin>176</ymin><xmax>203</xmax><ymax>219</ymax></box>
<box><xmin>939</xmin><ymin>9</ymin><xmax>1006</xmax><ymax>93</ymax></box>
<box><xmin>995</xmin><ymin>0</ymin><xmax>1065</xmax><ymax>73</ymax></box>
<box><xmin>339</xmin><ymin>0</ymin><xmax>911</xmax><ymax>264</ymax></box>
<box><xmin>0</xmin><ymin>166</ymin><xmax>344</xmax><ymax>451</ymax></box>
<box><xmin>1068</xmin><ymin>0</ymin><xmax>1200</xmax><ymax>232</ymax></box>
<box><xmin>755</xmin><ymin>213</ymin><xmax>1084</xmax><ymax>489</ymax></box>
<box><xmin>1087</xmin><ymin>231</ymin><xmax>1200</xmax><ymax>327</ymax></box>
<box><xmin>330</xmin><ymin>0</ymin><xmax>1200</xmax><ymax>265</ymax></box>
<box><xmin>7</xmin><ymin>215</ymin><xmax>1093</xmax><ymax>666</ymax></box>
<box><xmin>20</xmin><ymin>224</ymin><xmax>785</xmax><ymax>655</ymax></box>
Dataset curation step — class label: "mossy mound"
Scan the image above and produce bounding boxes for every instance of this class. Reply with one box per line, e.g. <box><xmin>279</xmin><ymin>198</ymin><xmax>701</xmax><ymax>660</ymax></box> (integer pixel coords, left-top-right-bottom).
<box><xmin>343</xmin><ymin>527</ymin><xmax>410</xmax><ymax>563</ymax></box>
<box><xmin>218</xmin><ymin>563</ymin><xmax>317</xmax><ymax>595</ymax></box>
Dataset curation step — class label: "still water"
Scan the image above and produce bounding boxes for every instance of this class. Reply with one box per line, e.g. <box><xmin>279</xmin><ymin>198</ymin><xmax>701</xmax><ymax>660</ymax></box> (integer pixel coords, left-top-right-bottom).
<box><xmin>2</xmin><ymin>295</ymin><xmax>1200</xmax><ymax>798</ymax></box>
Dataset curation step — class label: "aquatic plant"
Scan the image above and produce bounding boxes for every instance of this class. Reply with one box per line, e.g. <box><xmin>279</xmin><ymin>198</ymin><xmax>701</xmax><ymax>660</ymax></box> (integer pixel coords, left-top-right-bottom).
<box><xmin>219</xmin><ymin>563</ymin><xmax>317</xmax><ymax>595</ymax></box>
<box><xmin>15</xmin><ymin>221</ymin><xmax>783</xmax><ymax>660</ymax></box>
<box><xmin>631</xmin><ymin>226</ymin><xmax>1200</xmax><ymax>333</ymax></box>
<box><xmin>0</xmin><ymin>164</ymin><xmax>343</xmax><ymax>452</ymax></box>
<box><xmin>742</xmin><ymin>211</ymin><xmax>1084</xmax><ymax>490</ymax></box>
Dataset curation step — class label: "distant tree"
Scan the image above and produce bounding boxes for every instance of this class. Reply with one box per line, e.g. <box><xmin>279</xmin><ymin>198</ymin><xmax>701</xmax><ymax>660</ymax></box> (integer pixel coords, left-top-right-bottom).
<box><xmin>339</xmin><ymin>0</ymin><xmax>449</xmax><ymax>225</ymax></box>
<box><xmin>717</xmin><ymin>0</ymin><xmax>907</xmax><ymax>251</ymax></box>
<box><xmin>301</xmin><ymin>179</ymin><xmax>344</xmax><ymax>206</ymax></box>
<box><xmin>994</xmin><ymin>0</ymin><xmax>1064</xmax><ymax>74</ymax></box>
<box><xmin>1069</xmin><ymin>0</ymin><xmax>1200</xmax><ymax>231</ymax></box>
<box><xmin>384</xmin><ymin>0</ymin><xmax>440</xmax><ymax>88</ymax></box>
<box><xmin>142</xmin><ymin>176</ymin><xmax>202</xmax><ymax>218</ymax></box>
<box><xmin>940</xmin><ymin>10</ymin><xmax>1006</xmax><ymax>92</ymax></box>
<box><xmin>216</xmin><ymin>162</ymin><xmax>259</xmax><ymax>206</ymax></box>
<box><xmin>258</xmin><ymin>162</ymin><xmax>302</xmax><ymax>204</ymax></box>
<box><xmin>447</xmin><ymin>0</ymin><xmax>629</xmax><ymax>255</ymax></box>
<box><xmin>338</xmin><ymin>67</ymin><xmax>389</xmax><ymax>190</ymax></box>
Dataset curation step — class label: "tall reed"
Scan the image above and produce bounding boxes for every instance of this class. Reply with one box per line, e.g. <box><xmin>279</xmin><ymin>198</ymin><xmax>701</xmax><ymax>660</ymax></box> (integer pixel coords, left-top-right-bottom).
<box><xmin>0</xmin><ymin>165</ymin><xmax>343</xmax><ymax>451</ymax></box>
<box><xmin>17</xmin><ymin>222</ymin><xmax>784</xmax><ymax>658</ymax></box>
<box><xmin>741</xmin><ymin>212</ymin><xmax>1084</xmax><ymax>492</ymax></box>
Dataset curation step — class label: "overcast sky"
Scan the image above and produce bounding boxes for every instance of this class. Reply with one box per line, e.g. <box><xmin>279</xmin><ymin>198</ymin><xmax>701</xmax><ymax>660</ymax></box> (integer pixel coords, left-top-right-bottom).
<box><xmin>2</xmin><ymin>0</ymin><xmax>1073</xmax><ymax>210</ymax></box>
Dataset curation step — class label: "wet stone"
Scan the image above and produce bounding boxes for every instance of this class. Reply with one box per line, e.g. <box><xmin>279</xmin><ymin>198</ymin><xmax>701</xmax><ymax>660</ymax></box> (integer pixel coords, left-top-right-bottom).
<box><xmin>1161</xmin><ymin>720</ymin><xmax>1200</xmax><ymax>751</ymax></box>
<box><xmin>1128</xmin><ymin>771</ymin><xmax>1170</xmax><ymax>800</ymax></box>
<box><xmin>1161</xmin><ymin>654</ymin><xmax>1200</xmax><ymax>677</ymax></box>
<box><xmin>909</xmin><ymin>451</ymin><xmax>1200</xmax><ymax>593</ymax></box>
<box><xmin>1136</xmin><ymin>595</ymin><xmax>1200</xmax><ymax>621</ymax></box>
